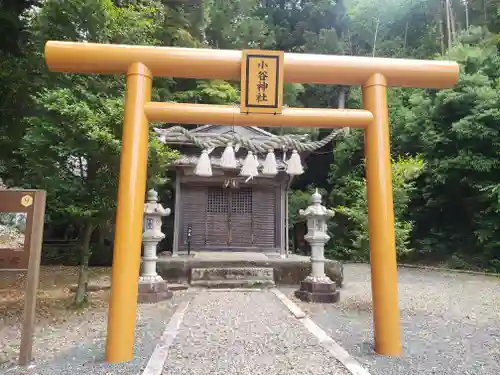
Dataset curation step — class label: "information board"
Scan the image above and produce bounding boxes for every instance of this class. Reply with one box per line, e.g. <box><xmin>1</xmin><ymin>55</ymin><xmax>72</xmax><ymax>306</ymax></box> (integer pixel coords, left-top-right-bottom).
<box><xmin>0</xmin><ymin>189</ymin><xmax>46</xmax><ymax>366</ymax></box>
<box><xmin>0</xmin><ymin>191</ymin><xmax>40</xmax><ymax>270</ymax></box>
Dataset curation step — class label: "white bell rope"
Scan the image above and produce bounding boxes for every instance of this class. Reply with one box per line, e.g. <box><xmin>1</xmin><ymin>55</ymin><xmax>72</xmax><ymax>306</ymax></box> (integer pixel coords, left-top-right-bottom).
<box><xmin>240</xmin><ymin>150</ymin><xmax>259</xmax><ymax>178</ymax></box>
<box><xmin>194</xmin><ymin>149</ymin><xmax>213</xmax><ymax>177</ymax></box>
<box><xmin>286</xmin><ymin>149</ymin><xmax>304</xmax><ymax>175</ymax></box>
<box><xmin>262</xmin><ymin>149</ymin><xmax>278</xmax><ymax>176</ymax></box>
<box><xmin>220</xmin><ymin>142</ymin><xmax>238</xmax><ymax>169</ymax></box>
<box><xmin>157</xmin><ymin>124</ymin><xmax>349</xmax><ymax>177</ymax></box>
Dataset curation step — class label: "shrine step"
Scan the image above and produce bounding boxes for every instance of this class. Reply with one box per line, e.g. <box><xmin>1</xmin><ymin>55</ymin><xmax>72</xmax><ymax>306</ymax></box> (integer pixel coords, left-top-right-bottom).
<box><xmin>190</xmin><ymin>279</ymin><xmax>276</xmax><ymax>288</ymax></box>
<box><xmin>190</xmin><ymin>267</ymin><xmax>275</xmax><ymax>289</ymax></box>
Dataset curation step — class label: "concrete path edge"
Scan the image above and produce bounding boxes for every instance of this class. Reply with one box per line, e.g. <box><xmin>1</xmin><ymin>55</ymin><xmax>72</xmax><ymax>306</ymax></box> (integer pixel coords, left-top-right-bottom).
<box><xmin>141</xmin><ymin>300</ymin><xmax>191</xmax><ymax>375</ymax></box>
<box><xmin>270</xmin><ymin>288</ymin><xmax>372</xmax><ymax>375</ymax></box>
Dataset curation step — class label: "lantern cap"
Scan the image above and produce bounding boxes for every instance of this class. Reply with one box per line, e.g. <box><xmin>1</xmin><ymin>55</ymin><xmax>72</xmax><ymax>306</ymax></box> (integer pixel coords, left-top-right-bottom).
<box><xmin>299</xmin><ymin>188</ymin><xmax>335</xmax><ymax>219</ymax></box>
<box><xmin>146</xmin><ymin>189</ymin><xmax>159</xmax><ymax>203</ymax></box>
<box><xmin>311</xmin><ymin>189</ymin><xmax>322</xmax><ymax>204</ymax></box>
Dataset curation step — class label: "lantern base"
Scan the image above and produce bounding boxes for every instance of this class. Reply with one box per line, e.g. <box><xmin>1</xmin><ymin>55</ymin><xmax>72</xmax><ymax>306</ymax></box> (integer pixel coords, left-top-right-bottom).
<box><xmin>294</xmin><ymin>277</ymin><xmax>340</xmax><ymax>304</ymax></box>
<box><xmin>137</xmin><ymin>279</ymin><xmax>173</xmax><ymax>304</ymax></box>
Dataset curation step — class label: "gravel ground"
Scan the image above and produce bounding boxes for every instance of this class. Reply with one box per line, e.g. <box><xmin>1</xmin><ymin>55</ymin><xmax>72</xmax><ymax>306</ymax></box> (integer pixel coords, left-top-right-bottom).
<box><xmin>281</xmin><ymin>263</ymin><xmax>500</xmax><ymax>375</ymax></box>
<box><xmin>1</xmin><ymin>290</ymin><xmax>192</xmax><ymax>375</ymax></box>
<box><xmin>1</xmin><ymin>266</ymin><xmax>113</xmax><ymax>365</ymax></box>
<box><xmin>162</xmin><ymin>290</ymin><xmax>351</xmax><ymax>375</ymax></box>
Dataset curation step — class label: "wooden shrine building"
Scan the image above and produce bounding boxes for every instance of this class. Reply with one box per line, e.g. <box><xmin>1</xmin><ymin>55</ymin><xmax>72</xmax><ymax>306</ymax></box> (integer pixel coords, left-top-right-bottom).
<box><xmin>156</xmin><ymin>125</ymin><xmax>304</xmax><ymax>257</ymax></box>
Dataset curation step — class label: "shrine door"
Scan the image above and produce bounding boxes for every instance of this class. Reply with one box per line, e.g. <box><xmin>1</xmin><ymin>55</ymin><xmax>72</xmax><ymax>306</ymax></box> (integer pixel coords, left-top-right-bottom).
<box><xmin>206</xmin><ymin>187</ymin><xmax>254</xmax><ymax>248</ymax></box>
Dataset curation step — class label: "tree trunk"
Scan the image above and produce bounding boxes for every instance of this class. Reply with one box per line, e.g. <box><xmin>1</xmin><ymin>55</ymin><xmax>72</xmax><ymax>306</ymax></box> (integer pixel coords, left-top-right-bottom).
<box><xmin>438</xmin><ymin>1</ymin><xmax>445</xmax><ymax>55</ymax></box>
<box><xmin>346</xmin><ymin>28</ymin><xmax>354</xmax><ymax>55</ymax></box>
<box><xmin>484</xmin><ymin>0</ymin><xmax>488</xmax><ymax>23</ymax></box>
<box><xmin>445</xmin><ymin>0</ymin><xmax>452</xmax><ymax>50</ymax></box>
<box><xmin>372</xmin><ymin>18</ymin><xmax>380</xmax><ymax>57</ymax></box>
<box><xmin>403</xmin><ymin>21</ymin><xmax>409</xmax><ymax>52</ymax></box>
<box><xmin>449</xmin><ymin>3</ymin><xmax>457</xmax><ymax>42</ymax></box>
<box><xmin>74</xmin><ymin>221</ymin><xmax>94</xmax><ymax>306</ymax></box>
<box><xmin>338</xmin><ymin>87</ymin><xmax>350</xmax><ymax>135</ymax></box>
<box><xmin>465</xmin><ymin>0</ymin><xmax>469</xmax><ymax>29</ymax></box>
<box><xmin>338</xmin><ymin>88</ymin><xmax>346</xmax><ymax>109</ymax></box>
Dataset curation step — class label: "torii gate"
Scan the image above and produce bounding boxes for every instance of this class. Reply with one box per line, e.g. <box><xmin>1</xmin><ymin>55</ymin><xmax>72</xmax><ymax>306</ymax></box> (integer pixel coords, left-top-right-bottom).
<box><xmin>44</xmin><ymin>41</ymin><xmax>459</xmax><ymax>363</ymax></box>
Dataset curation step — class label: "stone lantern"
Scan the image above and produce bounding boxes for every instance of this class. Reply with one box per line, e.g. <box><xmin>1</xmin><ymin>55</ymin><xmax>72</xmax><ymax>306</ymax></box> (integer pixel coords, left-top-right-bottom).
<box><xmin>138</xmin><ymin>189</ymin><xmax>173</xmax><ymax>303</ymax></box>
<box><xmin>295</xmin><ymin>189</ymin><xmax>340</xmax><ymax>303</ymax></box>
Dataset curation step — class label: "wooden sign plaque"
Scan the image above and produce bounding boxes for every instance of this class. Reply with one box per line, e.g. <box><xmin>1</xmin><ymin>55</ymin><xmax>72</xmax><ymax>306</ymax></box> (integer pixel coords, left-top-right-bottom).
<box><xmin>0</xmin><ymin>190</ymin><xmax>40</xmax><ymax>270</ymax></box>
<box><xmin>0</xmin><ymin>189</ymin><xmax>46</xmax><ymax>366</ymax></box>
<box><xmin>240</xmin><ymin>49</ymin><xmax>284</xmax><ymax>114</ymax></box>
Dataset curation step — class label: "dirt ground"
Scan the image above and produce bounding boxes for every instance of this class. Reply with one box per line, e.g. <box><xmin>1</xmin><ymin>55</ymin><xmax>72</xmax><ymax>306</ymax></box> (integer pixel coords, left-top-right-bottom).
<box><xmin>0</xmin><ymin>266</ymin><xmax>112</xmax><ymax>322</ymax></box>
<box><xmin>0</xmin><ymin>266</ymin><xmax>112</xmax><ymax>364</ymax></box>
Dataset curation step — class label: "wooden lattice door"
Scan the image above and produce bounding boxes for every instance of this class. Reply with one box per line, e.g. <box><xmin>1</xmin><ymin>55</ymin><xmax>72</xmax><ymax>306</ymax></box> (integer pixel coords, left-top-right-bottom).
<box><xmin>206</xmin><ymin>188</ymin><xmax>229</xmax><ymax>246</ymax></box>
<box><xmin>205</xmin><ymin>187</ymin><xmax>254</xmax><ymax>247</ymax></box>
<box><xmin>229</xmin><ymin>188</ymin><xmax>253</xmax><ymax>246</ymax></box>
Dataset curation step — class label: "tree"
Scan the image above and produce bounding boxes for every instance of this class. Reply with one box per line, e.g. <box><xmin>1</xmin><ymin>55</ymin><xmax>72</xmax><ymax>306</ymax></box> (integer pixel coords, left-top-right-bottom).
<box><xmin>398</xmin><ymin>27</ymin><xmax>500</xmax><ymax>270</ymax></box>
<box><xmin>0</xmin><ymin>0</ymin><xmax>40</xmax><ymax>55</ymax></box>
<box><xmin>4</xmin><ymin>0</ymin><xmax>500</xmax><ymax>275</ymax></box>
<box><xmin>0</xmin><ymin>1</ymin><xmax>42</xmax><ymax>186</ymax></box>
<box><xmin>20</xmin><ymin>0</ymin><xmax>178</xmax><ymax>306</ymax></box>
<box><xmin>330</xmin><ymin>155</ymin><xmax>424</xmax><ymax>260</ymax></box>
<box><xmin>344</xmin><ymin>0</ymin><xmax>443</xmax><ymax>58</ymax></box>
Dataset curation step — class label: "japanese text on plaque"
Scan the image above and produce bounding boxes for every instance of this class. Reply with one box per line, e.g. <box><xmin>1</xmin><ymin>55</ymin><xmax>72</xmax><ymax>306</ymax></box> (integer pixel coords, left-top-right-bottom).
<box><xmin>256</xmin><ymin>60</ymin><xmax>269</xmax><ymax>103</ymax></box>
<box><xmin>240</xmin><ymin>50</ymin><xmax>284</xmax><ymax>114</ymax></box>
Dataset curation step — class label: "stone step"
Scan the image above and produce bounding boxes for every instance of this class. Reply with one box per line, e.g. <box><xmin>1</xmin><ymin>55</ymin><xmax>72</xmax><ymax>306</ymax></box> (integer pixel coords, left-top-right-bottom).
<box><xmin>190</xmin><ymin>279</ymin><xmax>275</xmax><ymax>289</ymax></box>
<box><xmin>168</xmin><ymin>283</ymin><xmax>190</xmax><ymax>291</ymax></box>
<box><xmin>191</xmin><ymin>267</ymin><xmax>274</xmax><ymax>282</ymax></box>
<box><xmin>190</xmin><ymin>267</ymin><xmax>275</xmax><ymax>289</ymax></box>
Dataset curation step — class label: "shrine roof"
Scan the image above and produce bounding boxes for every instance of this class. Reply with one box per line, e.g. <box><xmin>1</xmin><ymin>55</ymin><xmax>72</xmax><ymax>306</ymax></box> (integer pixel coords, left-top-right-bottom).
<box><xmin>154</xmin><ymin>125</ymin><xmax>309</xmax><ymax>146</ymax></box>
<box><xmin>190</xmin><ymin>125</ymin><xmax>275</xmax><ymax>137</ymax></box>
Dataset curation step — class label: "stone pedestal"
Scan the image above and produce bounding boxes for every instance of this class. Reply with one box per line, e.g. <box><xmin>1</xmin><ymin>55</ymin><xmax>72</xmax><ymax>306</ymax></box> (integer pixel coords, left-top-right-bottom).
<box><xmin>138</xmin><ymin>280</ymin><xmax>173</xmax><ymax>304</ymax></box>
<box><xmin>140</xmin><ymin>240</ymin><xmax>163</xmax><ymax>284</ymax></box>
<box><xmin>295</xmin><ymin>276</ymin><xmax>340</xmax><ymax>303</ymax></box>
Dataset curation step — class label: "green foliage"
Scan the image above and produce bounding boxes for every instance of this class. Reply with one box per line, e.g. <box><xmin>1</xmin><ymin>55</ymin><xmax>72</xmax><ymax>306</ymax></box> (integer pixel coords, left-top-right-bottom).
<box><xmin>331</xmin><ymin>155</ymin><xmax>424</xmax><ymax>261</ymax></box>
<box><xmin>393</xmin><ymin>27</ymin><xmax>500</xmax><ymax>270</ymax></box>
<box><xmin>345</xmin><ymin>0</ymin><xmax>442</xmax><ymax>58</ymax></box>
<box><xmin>171</xmin><ymin>80</ymin><xmax>239</xmax><ymax>104</ymax></box>
<box><xmin>19</xmin><ymin>0</ymin><xmax>177</xmax><ymax>225</ymax></box>
<box><xmin>288</xmin><ymin>187</ymin><xmax>328</xmax><ymax>226</ymax></box>
<box><xmin>3</xmin><ymin>0</ymin><xmax>500</xmax><ymax>274</ymax></box>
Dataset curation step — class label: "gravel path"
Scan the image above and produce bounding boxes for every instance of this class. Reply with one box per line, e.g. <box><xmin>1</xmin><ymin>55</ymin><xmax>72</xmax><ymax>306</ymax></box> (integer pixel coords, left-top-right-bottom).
<box><xmin>1</xmin><ymin>291</ymin><xmax>192</xmax><ymax>375</ymax></box>
<box><xmin>281</xmin><ymin>263</ymin><xmax>500</xmax><ymax>375</ymax></box>
<box><xmin>162</xmin><ymin>290</ymin><xmax>351</xmax><ymax>375</ymax></box>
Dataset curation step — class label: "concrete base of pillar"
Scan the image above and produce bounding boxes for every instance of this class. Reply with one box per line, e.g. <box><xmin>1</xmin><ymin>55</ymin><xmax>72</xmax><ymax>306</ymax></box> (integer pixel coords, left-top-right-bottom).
<box><xmin>294</xmin><ymin>276</ymin><xmax>340</xmax><ymax>303</ymax></box>
<box><xmin>137</xmin><ymin>280</ymin><xmax>173</xmax><ymax>304</ymax></box>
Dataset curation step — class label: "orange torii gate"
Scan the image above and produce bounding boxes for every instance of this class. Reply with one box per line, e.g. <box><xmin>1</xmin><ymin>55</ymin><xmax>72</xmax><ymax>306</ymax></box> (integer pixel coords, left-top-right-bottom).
<box><xmin>44</xmin><ymin>41</ymin><xmax>459</xmax><ymax>363</ymax></box>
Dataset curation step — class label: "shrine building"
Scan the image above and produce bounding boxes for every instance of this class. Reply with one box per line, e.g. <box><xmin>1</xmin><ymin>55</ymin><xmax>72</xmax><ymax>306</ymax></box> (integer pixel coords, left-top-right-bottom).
<box><xmin>156</xmin><ymin>125</ymin><xmax>304</xmax><ymax>256</ymax></box>
<box><xmin>155</xmin><ymin>123</ymin><xmax>342</xmax><ymax>257</ymax></box>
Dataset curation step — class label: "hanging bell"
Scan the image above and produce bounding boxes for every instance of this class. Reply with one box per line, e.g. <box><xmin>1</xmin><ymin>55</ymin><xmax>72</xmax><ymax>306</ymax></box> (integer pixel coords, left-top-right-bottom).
<box><xmin>195</xmin><ymin>149</ymin><xmax>213</xmax><ymax>177</ymax></box>
<box><xmin>286</xmin><ymin>149</ymin><xmax>304</xmax><ymax>175</ymax></box>
<box><xmin>240</xmin><ymin>151</ymin><xmax>258</xmax><ymax>177</ymax></box>
<box><xmin>220</xmin><ymin>142</ymin><xmax>238</xmax><ymax>169</ymax></box>
<box><xmin>262</xmin><ymin>149</ymin><xmax>278</xmax><ymax>176</ymax></box>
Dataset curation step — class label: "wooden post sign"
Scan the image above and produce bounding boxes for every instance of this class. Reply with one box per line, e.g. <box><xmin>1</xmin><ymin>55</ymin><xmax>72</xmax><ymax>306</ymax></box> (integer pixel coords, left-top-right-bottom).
<box><xmin>240</xmin><ymin>50</ymin><xmax>284</xmax><ymax>114</ymax></box>
<box><xmin>0</xmin><ymin>189</ymin><xmax>46</xmax><ymax>366</ymax></box>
